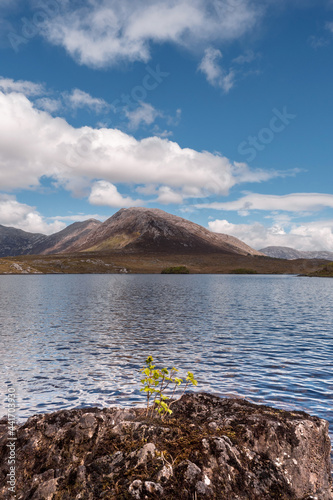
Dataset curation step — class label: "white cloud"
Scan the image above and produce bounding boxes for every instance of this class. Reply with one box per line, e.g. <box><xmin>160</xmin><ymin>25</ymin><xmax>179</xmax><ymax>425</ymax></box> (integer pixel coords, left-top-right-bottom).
<box><xmin>34</xmin><ymin>97</ymin><xmax>62</xmax><ymax>113</ymax></box>
<box><xmin>156</xmin><ymin>186</ymin><xmax>184</xmax><ymax>205</ymax></box>
<box><xmin>125</xmin><ymin>102</ymin><xmax>162</xmax><ymax>130</ymax></box>
<box><xmin>198</xmin><ymin>47</ymin><xmax>235</xmax><ymax>92</ymax></box>
<box><xmin>64</xmin><ymin>89</ymin><xmax>109</xmax><ymax>113</ymax></box>
<box><xmin>0</xmin><ymin>77</ymin><xmax>44</xmax><ymax>96</ymax></box>
<box><xmin>43</xmin><ymin>0</ymin><xmax>261</xmax><ymax>68</ymax></box>
<box><xmin>209</xmin><ymin>218</ymin><xmax>333</xmax><ymax>252</ymax></box>
<box><xmin>47</xmin><ymin>214</ymin><xmax>105</xmax><ymax>222</ymax></box>
<box><xmin>0</xmin><ymin>194</ymin><xmax>65</xmax><ymax>234</ymax></box>
<box><xmin>232</xmin><ymin>49</ymin><xmax>258</xmax><ymax>64</ymax></box>
<box><xmin>88</xmin><ymin>181</ymin><xmax>142</xmax><ymax>208</ymax></box>
<box><xmin>151</xmin><ymin>126</ymin><xmax>173</xmax><ymax>138</ymax></box>
<box><xmin>0</xmin><ymin>77</ymin><xmax>110</xmax><ymax>115</ymax></box>
<box><xmin>197</xmin><ymin>193</ymin><xmax>333</xmax><ymax>213</ymax></box>
<box><xmin>0</xmin><ymin>86</ymin><xmax>285</xmax><ymax>202</ymax></box>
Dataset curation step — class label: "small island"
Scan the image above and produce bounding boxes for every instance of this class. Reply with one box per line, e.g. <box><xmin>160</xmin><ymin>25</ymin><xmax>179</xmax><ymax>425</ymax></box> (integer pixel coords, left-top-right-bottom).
<box><xmin>304</xmin><ymin>262</ymin><xmax>333</xmax><ymax>278</ymax></box>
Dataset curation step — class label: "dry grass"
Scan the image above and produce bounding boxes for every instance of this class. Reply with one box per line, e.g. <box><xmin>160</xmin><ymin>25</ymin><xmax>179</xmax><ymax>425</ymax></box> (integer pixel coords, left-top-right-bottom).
<box><xmin>0</xmin><ymin>251</ymin><xmax>328</xmax><ymax>275</ymax></box>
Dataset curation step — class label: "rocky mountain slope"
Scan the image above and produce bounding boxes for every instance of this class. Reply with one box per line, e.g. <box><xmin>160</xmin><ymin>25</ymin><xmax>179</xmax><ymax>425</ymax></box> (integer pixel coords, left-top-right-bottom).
<box><xmin>32</xmin><ymin>219</ymin><xmax>101</xmax><ymax>255</ymax></box>
<box><xmin>260</xmin><ymin>246</ymin><xmax>333</xmax><ymax>260</ymax></box>
<box><xmin>0</xmin><ymin>225</ymin><xmax>44</xmax><ymax>258</ymax></box>
<box><xmin>0</xmin><ymin>393</ymin><xmax>332</xmax><ymax>499</ymax></box>
<box><xmin>65</xmin><ymin>207</ymin><xmax>263</xmax><ymax>256</ymax></box>
<box><xmin>0</xmin><ymin>208</ymin><xmax>262</xmax><ymax>257</ymax></box>
<box><xmin>0</xmin><ymin>220</ymin><xmax>101</xmax><ymax>258</ymax></box>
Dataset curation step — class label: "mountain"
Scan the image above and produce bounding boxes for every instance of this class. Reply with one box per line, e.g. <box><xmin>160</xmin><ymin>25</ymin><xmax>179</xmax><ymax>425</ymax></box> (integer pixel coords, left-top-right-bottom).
<box><xmin>0</xmin><ymin>220</ymin><xmax>101</xmax><ymax>258</ymax></box>
<box><xmin>32</xmin><ymin>219</ymin><xmax>102</xmax><ymax>255</ymax></box>
<box><xmin>64</xmin><ymin>207</ymin><xmax>263</xmax><ymax>256</ymax></box>
<box><xmin>0</xmin><ymin>225</ymin><xmax>45</xmax><ymax>258</ymax></box>
<box><xmin>0</xmin><ymin>208</ymin><xmax>262</xmax><ymax>258</ymax></box>
<box><xmin>260</xmin><ymin>246</ymin><xmax>333</xmax><ymax>260</ymax></box>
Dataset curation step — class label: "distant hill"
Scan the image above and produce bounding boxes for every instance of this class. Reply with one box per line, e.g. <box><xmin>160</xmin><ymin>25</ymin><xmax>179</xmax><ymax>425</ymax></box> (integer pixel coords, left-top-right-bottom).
<box><xmin>32</xmin><ymin>220</ymin><xmax>102</xmax><ymax>255</ymax></box>
<box><xmin>0</xmin><ymin>220</ymin><xmax>101</xmax><ymax>258</ymax></box>
<box><xmin>0</xmin><ymin>208</ymin><xmax>262</xmax><ymax>258</ymax></box>
<box><xmin>260</xmin><ymin>246</ymin><xmax>333</xmax><ymax>261</ymax></box>
<box><xmin>64</xmin><ymin>207</ymin><xmax>263</xmax><ymax>256</ymax></box>
<box><xmin>0</xmin><ymin>225</ymin><xmax>45</xmax><ymax>258</ymax></box>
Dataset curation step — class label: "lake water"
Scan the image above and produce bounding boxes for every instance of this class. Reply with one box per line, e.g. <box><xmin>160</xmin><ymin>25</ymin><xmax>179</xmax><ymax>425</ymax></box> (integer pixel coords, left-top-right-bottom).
<box><xmin>1</xmin><ymin>274</ymin><xmax>332</xmax><ymax>445</ymax></box>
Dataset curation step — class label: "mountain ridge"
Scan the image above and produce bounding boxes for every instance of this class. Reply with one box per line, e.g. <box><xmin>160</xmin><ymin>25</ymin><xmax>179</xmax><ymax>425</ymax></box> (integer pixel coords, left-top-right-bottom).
<box><xmin>0</xmin><ymin>220</ymin><xmax>101</xmax><ymax>258</ymax></box>
<box><xmin>0</xmin><ymin>208</ymin><xmax>262</xmax><ymax>258</ymax></box>
<box><xmin>62</xmin><ymin>207</ymin><xmax>263</xmax><ymax>256</ymax></box>
<box><xmin>260</xmin><ymin>246</ymin><xmax>333</xmax><ymax>261</ymax></box>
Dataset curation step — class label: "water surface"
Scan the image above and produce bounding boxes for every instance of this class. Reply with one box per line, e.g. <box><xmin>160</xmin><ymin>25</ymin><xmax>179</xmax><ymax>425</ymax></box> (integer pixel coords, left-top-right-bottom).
<box><xmin>0</xmin><ymin>274</ymin><xmax>332</xmax><ymax>445</ymax></box>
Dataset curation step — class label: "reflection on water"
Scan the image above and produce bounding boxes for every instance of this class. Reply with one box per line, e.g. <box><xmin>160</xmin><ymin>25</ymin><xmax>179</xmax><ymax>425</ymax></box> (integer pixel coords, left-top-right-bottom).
<box><xmin>0</xmin><ymin>274</ymin><xmax>332</xmax><ymax>441</ymax></box>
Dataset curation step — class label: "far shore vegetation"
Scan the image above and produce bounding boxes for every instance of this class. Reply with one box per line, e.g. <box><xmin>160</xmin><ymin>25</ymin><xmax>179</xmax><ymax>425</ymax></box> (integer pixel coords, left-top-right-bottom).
<box><xmin>161</xmin><ymin>266</ymin><xmax>190</xmax><ymax>274</ymax></box>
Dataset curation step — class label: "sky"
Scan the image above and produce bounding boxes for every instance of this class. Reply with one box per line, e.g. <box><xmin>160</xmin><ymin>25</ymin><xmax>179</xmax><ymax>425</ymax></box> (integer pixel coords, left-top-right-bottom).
<box><xmin>0</xmin><ymin>0</ymin><xmax>333</xmax><ymax>251</ymax></box>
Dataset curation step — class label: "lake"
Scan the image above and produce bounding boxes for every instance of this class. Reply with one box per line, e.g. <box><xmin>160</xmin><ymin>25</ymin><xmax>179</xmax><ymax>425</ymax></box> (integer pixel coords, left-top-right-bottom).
<box><xmin>0</xmin><ymin>274</ymin><xmax>332</xmax><ymax>445</ymax></box>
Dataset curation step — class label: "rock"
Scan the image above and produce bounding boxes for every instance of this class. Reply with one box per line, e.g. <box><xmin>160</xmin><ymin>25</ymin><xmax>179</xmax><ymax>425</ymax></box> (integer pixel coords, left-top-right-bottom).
<box><xmin>128</xmin><ymin>479</ymin><xmax>143</xmax><ymax>499</ymax></box>
<box><xmin>128</xmin><ymin>442</ymin><xmax>156</xmax><ymax>469</ymax></box>
<box><xmin>195</xmin><ymin>480</ymin><xmax>213</xmax><ymax>497</ymax></box>
<box><xmin>180</xmin><ymin>460</ymin><xmax>201</xmax><ymax>483</ymax></box>
<box><xmin>32</xmin><ymin>478</ymin><xmax>59</xmax><ymax>499</ymax></box>
<box><xmin>144</xmin><ymin>481</ymin><xmax>163</xmax><ymax>495</ymax></box>
<box><xmin>0</xmin><ymin>394</ymin><xmax>331</xmax><ymax>499</ymax></box>
<box><xmin>156</xmin><ymin>464</ymin><xmax>173</xmax><ymax>482</ymax></box>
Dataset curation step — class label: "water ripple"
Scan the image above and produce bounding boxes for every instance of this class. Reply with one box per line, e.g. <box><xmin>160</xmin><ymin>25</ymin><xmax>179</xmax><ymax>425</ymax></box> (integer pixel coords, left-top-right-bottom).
<box><xmin>0</xmin><ymin>274</ymin><xmax>332</xmax><ymax>449</ymax></box>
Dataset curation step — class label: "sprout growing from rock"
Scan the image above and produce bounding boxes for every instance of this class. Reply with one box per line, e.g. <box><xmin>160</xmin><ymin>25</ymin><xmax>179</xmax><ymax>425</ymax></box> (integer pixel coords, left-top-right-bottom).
<box><xmin>140</xmin><ymin>356</ymin><xmax>198</xmax><ymax>418</ymax></box>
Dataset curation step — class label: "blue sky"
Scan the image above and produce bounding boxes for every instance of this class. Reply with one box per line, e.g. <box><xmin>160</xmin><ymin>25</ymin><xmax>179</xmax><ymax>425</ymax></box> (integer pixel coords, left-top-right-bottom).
<box><xmin>1</xmin><ymin>0</ymin><xmax>333</xmax><ymax>250</ymax></box>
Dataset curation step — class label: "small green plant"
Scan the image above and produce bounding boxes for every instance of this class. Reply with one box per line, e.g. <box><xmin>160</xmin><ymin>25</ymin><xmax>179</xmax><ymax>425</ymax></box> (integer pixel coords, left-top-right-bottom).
<box><xmin>140</xmin><ymin>356</ymin><xmax>197</xmax><ymax>418</ymax></box>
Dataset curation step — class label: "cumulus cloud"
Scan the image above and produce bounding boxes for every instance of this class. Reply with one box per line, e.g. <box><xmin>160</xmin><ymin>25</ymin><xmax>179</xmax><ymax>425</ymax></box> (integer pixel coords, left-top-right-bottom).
<box><xmin>155</xmin><ymin>186</ymin><xmax>184</xmax><ymax>205</ymax></box>
<box><xmin>63</xmin><ymin>89</ymin><xmax>110</xmax><ymax>113</ymax></box>
<box><xmin>42</xmin><ymin>0</ymin><xmax>261</xmax><ymax>68</ymax></box>
<box><xmin>0</xmin><ymin>77</ymin><xmax>110</xmax><ymax>116</ymax></box>
<box><xmin>209</xmin><ymin>218</ymin><xmax>333</xmax><ymax>252</ymax></box>
<box><xmin>88</xmin><ymin>181</ymin><xmax>142</xmax><ymax>207</ymax></box>
<box><xmin>0</xmin><ymin>87</ymin><xmax>284</xmax><ymax>202</ymax></box>
<box><xmin>0</xmin><ymin>77</ymin><xmax>45</xmax><ymax>96</ymax></box>
<box><xmin>0</xmin><ymin>194</ymin><xmax>65</xmax><ymax>234</ymax></box>
<box><xmin>198</xmin><ymin>47</ymin><xmax>235</xmax><ymax>92</ymax></box>
<box><xmin>34</xmin><ymin>97</ymin><xmax>62</xmax><ymax>113</ymax></box>
<box><xmin>125</xmin><ymin>102</ymin><xmax>162</xmax><ymax>130</ymax></box>
<box><xmin>197</xmin><ymin>193</ymin><xmax>333</xmax><ymax>213</ymax></box>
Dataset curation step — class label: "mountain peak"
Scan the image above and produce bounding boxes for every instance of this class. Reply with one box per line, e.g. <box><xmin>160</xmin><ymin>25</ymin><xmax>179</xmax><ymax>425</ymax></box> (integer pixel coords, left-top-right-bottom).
<box><xmin>65</xmin><ymin>207</ymin><xmax>262</xmax><ymax>256</ymax></box>
<box><xmin>0</xmin><ymin>208</ymin><xmax>262</xmax><ymax>258</ymax></box>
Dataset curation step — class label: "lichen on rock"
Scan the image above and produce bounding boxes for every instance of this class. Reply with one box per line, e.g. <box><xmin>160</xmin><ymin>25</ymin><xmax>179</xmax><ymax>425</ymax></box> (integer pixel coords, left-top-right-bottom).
<box><xmin>0</xmin><ymin>393</ymin><xmax>332</xmax><ymax>499</ymax></box>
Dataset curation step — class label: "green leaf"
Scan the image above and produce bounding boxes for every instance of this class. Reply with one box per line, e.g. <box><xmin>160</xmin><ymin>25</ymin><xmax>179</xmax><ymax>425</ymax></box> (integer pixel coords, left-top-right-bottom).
<box><xmin>174</xmin><ymin>377</ymin><xmax>183</xmax><ymax>385</ymax></box>
<box><xmin>141</xmin><ymin>356</ymin><xmax>197</xmax><ymax>420</ymax></box>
